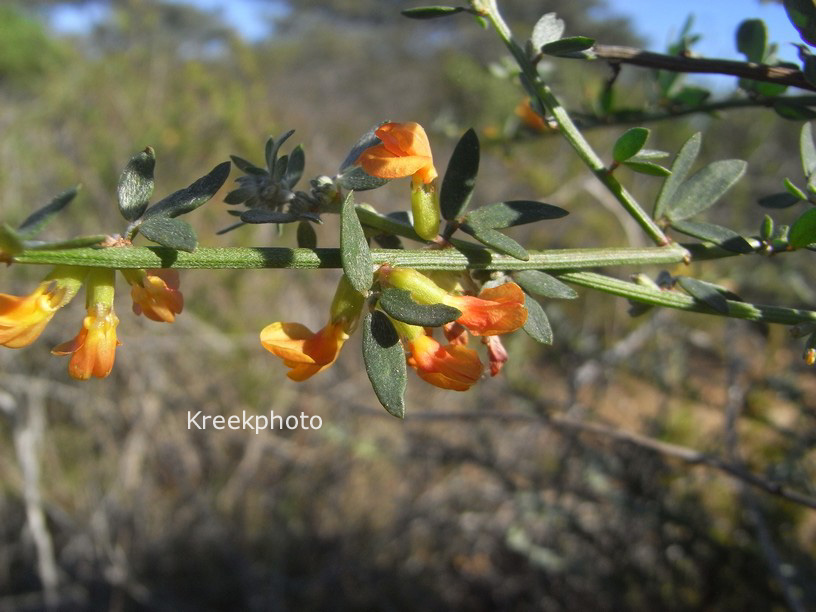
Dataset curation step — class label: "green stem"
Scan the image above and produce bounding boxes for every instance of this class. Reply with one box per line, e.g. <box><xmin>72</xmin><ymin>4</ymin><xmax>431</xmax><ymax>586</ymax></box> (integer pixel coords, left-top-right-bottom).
<box><xmin>11</xmin><ymin>244</ymin><xmax>690</xmax><ymax>271</ymax></box>
<box><xmin>475</xmin><ymin>0</ymin><xmax>669</xmax><ymax>246</ymax></box>
<box><xmin>558</xmin><ymin>270</ymin><xmax>816</xmax><ymax>326</ymax></box>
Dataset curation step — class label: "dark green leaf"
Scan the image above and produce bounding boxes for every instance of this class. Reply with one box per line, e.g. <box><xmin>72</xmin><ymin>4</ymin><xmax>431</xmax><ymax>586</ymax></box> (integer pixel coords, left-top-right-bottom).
<box><xmin>622</xmin><ymin>161</ymin><xmax>671</xmax><ymax>177</ymax></box>
<box><xmin>340</xmin><ymin>193</ymin><xmax>373</xmax><ymax>294</ymax></box>
<box><xmin>223</xmin><ymin>187</ymin><xmax>253</xmax><ymax>205</ymax></box>
<box><xmin>759</xmin><ymin>192</ymin><xmax>799</xmax><ymax>209</ymax></box>
<box><xmin>138</xmin><ymin>216</ymin><xmax>197</xmax><ymax>252</ymax></box>
<box><xmin>522</xmin><ymin>294</ymin><xmax>553</xmax><ymax>344</ymax></box>
<box><xmin>265</xmin><ymin>130</ymin><xmax>295</xmax><ymax>175</ymax></box>
<box><xmin>401</xmin><ymin>6</ymin><xmax>465</xmax><ymax>19</ymax></box>
<box><xmin>117</xmin><ymin>148</ymin><xmax>155</xmax><ymax>221</ymax></box>
<box><xmin>362</xmin><ymin>311</ymin><xmax>406</xmax><ymax>419</ymax></box>
<box><xmin>613</xmin><ymin>127</ymin><xmax>650</xmax><ymax>163</ymax></box>
<box><xmin>144</xmin><ymin>161</ymin><xmax>231</xmax><ymax>219</ymax></box>
<box><xmin>790</xmin><ymin>207</ymin><xmax>816</xmax><ymax>247</ymax></box>
<box><xmin>0</xmin><ymin>223</ymin><xmax>24</xmax><ymax>255</ymax></box>
<box><xmin>736</xmin><ymin>19</ymin><xmax>766</xmax><ymax>63</ymax></box>
<box><xmin>336</xmin><ymin>166</ymin><xmax>389</xmax><ymax>191</ymax></box>
<box><xmin>531</xmin><ymin>12</ymin><xmax>565</xmax><ymax>49</ymax></box>
<box><xmin>339</xmin><ymin>123</ymin><xmax>384</xmax><ymax>172</ymax></box>
<box><xmin>664</xmin><ymin>159</ymin><xmax>747</xmax><ymax>222</ymax></box>
<box><xmin>801</xmin><ymin>123</ymin><xmax>816</xmax><ymax>177</ymax></box>
<box><xmin>802</xmin><ymin>51</ymin><xmax>816</xmax><ymax>87</ymax></box>
<box><xmin>461</xmin><ymin>225</ymin><xmax>529</xmax><ymax>260</ymax></box>
<box><xmin>676</xmin><ymin>276</ymin><xmax>730</xmax><ymax>313</ymax></box>
<box><xmin>297</xmin><ymin>221</ymin><xmax>317</xmax><ymax>248</ymax></box>
<box><xmin>27</xmin><ymin>235</ymin><xmax>108</xmax><ymax>250</ymax></box>
<box><xmin>241</xmin><ymin>210</ymin><xmax>299</xmax><ymax>224</ymax></box>
<box><xmin>629</xmin><ymin>149</ymin><xmax>670</xmax><ymax>161</ymax></box>
<box><xmin>774</xmin><ymin>99</ymin><xmax>816</xmax><ymax>120</ymax></box>
<box><xmin>18</xmin><ymin>187</ymin><xmax>78</xmax><ymax>238</ymax></box>
<box><xmin>784</xmin><ymin>0</ymin><xmax>816</xmax><ymax>46</ymax></box>
<box><xmin>465</xmin><ymin>200</ymin><xmax>567</xmax><ymax>229</ymax></box>
<box><xmin>440</xmin><ymin>128</ymin><xmax>480</xmax><ymax>220</ymax></box>
<box><xmin>540</xmin><ymin>36</ymin><xmax>594</xmax><ymax>57</ymax></box>
<box><xmin>654</xmin><ymin>132</ymin><xmax>702</xmax><ymax>220</ymax></box>
<box><xmin>513</xmin><ymin>270</ymin><xmax>577</xmax><ymax>299</ymax></box>
<box><xmin>671</xmin><ymin>86</ymin><xmax>710</xmax><ymax>107</ymax></box>
<box><xmin>670</xmin><ymin>220</ymin><xmax>754</xmax><ymax>253</ymax></box>
<box><xmin>230</xmin><ymin>155</ymin><xmax>267</xmax><ymax>176</ymax></box>
<box><xmin>378</xmin><ymin>287</ymin><xmax>461</xmax><ymax>326</ymax></box>
<box><xmin>272</xmin><ymin>154</ymin><xmax>288</xmax><ymax>183</ymax></box>
<box><xmin>283</xmin><ymin>144</ymin><xmax>305</xmax><ymax>189</ymax></box>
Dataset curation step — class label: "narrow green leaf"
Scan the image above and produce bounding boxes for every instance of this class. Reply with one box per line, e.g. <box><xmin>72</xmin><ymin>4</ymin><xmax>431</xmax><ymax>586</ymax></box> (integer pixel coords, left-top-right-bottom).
<box><xmin>801</xmin><ymin>123</ymin><xmax>816</xmax><ymax>177</ymax></box>
<box><xmin>297</xmin><ymin>221</ymin><xmax>317</xmax><ymax>248</ymax></box>
<box><xmin>137</xmin><ymin>216</ymin><xmax>198</xmax><ymax>252</ymax></box>
<box><xmin>758</xmin><ymin>192</ymin><xmax>800</xmax><ymax>209</ymax></box>
<box><xmin>362</xmin><ymin>311</ymin><xmax>406</xmax><ymax>419</ymax></box>
<box><xmin>339</xmin><ymin>123</ymin><xmax>384</xmax><ymax>172</ymax></box>
<box><xmin>223</xmin><ymin>187</ymin><xmax>253</xmax><ymax>205</ymax></box>
<box><xmin>540</xmin><ymin>36</ymin><xmax>595</xmax><ymax>57</ymax></box>
<box><xmin>378</xmin><ymin>288</ymin><xmax>461</xmax><ymax>326</ymax></box>
<box><xmin>401</xmin><ymin>6</ymin><xmax>465</xmax><ymax>19</ymax></box>
<box><xmin>265</xmin><ymin>130</ymin><xmax>295</xmax><ymax>175</ymax></box>
<box><xmin>465</xmin><ymin>200</ymin><xmax>567</xmax><ymax>230</ymax></box>
<box><xmin>654</xmin><ymin>132</ymin><xmax>702</xmax><ymax>221</ymax></box>
<box><xmin>669</xmin><ymin>220</ymin><xmax>754</xmax><ymax>253</ymax></box>
<box><xmin>336</xmin><ymin>166</ymin><xmax>389</xmax><ymax>191</ymax></box>
<box><xmin>230</xmin><ymin>155</ymin><xmax>267</xmax><ymax>176</ymax></box>
<box><xmin>272</xmin><ymin>154</ymin><xmax>288</xmax><ymax>183</ymax></box>
<box><xmin>0</xmin><ymin>223</ymin><xmax>24</xmax><ymax>255</ymax></box>
<box><xmin>340</xmin><ymin>193</ymin><xmax>373</xmax><ymax>294</ymax></box>
<box><xmin>613</xmin><ymin>127</ymin><xmax>650</xmax><ymax>163</ymax></box>
<box><xmin>736</xmin><ymin>19</ymin><xmax>767</xmax><ymax>63</ymax></box>
<box><xmin>774</xmin><ymin>100</ymin><xmax>816</xmax><ymax>120</ymax></box>
<box><xmin>117</xmin><ymin>147</ymin><xmax>155</xmax><ymax>221</ymax></box>
<box><xmin>26</xmin><ymin>235</ymin><xmax>108</xmax><ymax>250</ymax></box>
<box><xmin>790</xmin><ymin>207</ymin><xmax>816</xmax><ymax>247</ymax></box>
<box><xmin>18</xmin><ymin>187</ymin><xmax>78</xmax><ymax>238</ymax></box>
<box><xmin>531</xmin><ymin>12</ymin><xmax>565</xmax><ymax>49</ymax></box>
<box><xmin>144</xmin><ymin>161</ymin><xmax>231</xmax><ymax>219</ymax></box>
<box><xmin>675</xmin><ymin>276</ymin><xmax>730</xmax><ymax>314</ymax></box>
<box><xmin>461</xmin><ymin>225</ymin><xmax>529</xmax><ymax>260</ymax></box>
<box><xmin>622</xmin><ymin>161</ymin><xmax>671</xmax><ymax>177</ymax></box>
<box><xmin>522</xmin><ymin>294</ymin><xmax>553</xmax><ymax>344</ymax></box>
<box><xmin>240</xmin><ymin>210</ymin><xmax>299</xmax><ymax>224</ymax></box>
<box><xmin>664</xmin><ymin>159</ymin><xmax>748</xmax><ymax>222</ymax></box>
<box><xmin>513</xmin><ymin>270</ymin><xmax>577</xmax><ymax>300</ymax></box>
<box><xmin>629</xmin><ymin>149</ymin><xmax>670</xmax><ymax>161</ymax></box>
<box><xmin>283</xmin><ymin>144</ymin><xmax>305</xmax><ymax>189</ymax></box>
<box><xmin>440</xmin><ymin>128</ymin><xmax>480</xmax><ymax>220</ymax></box>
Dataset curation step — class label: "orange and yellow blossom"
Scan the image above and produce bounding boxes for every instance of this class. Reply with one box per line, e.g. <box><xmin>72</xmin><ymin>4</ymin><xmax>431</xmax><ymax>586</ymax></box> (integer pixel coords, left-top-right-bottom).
<box><xmin>356</xmin><ymin>122</ymin><xmax>438</xmax><ymax>186</ymax></box>
<box><xmin>379</xmin><ymin>266</ymin><xmax>527</xmax><ymax>336</ymax></box>
<box><xmin>260</xmin><ymin>275</ymin><xmax>363</xmax><ymax>381</ymax></box>
<box><xmin>124</xmin><ymin>269</ymin><xmax>184</xmax><ymax>323</ymax></box>
<box><xmin>52</xmin><ymin>269</ymin><xmax>119</xmax><ymax>380</ymax></box>
<box><xmin>0</xmin><ymin>267</ymin><xmax>86</xmax><ymax>349</ymax></box>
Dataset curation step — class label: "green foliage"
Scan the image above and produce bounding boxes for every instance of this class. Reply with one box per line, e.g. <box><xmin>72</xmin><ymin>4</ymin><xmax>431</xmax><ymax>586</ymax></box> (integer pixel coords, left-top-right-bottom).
<box><xmin>378</xmin><ymin>288</ymin><xmax>461</xmax><ymax>326</ymax></box>
<box><xmin>440</xmin><ymin>128</ymin><xmax>480</xmax><ymax>221</ymax></box>
<box><xmin>340</xmin><ymin>193</ymin><xmax>373</xmax><ymax>294</ymax></box>
<box><xmin>362</xmin><ymin>310</ymin><xmax>406</xmax><ymax>419</ymax></box>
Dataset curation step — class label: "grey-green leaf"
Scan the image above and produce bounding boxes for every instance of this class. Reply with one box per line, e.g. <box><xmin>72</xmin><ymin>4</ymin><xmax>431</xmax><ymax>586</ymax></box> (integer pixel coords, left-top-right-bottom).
<box><xmin>522</xmin><ymin>294</ymin><xmax>553</xmax><ymax>344</ymax></box>
<box><xmin>340</xmin><ymin>193</ymin><xmax>373</xmax><ymax>294</ymax></box>
<box><xmin>440</xmin><ymin>128</ymin><xmax>480</xmax><ymax>220</ymax></box>
<box><xmin>664</xmin><ymin>159</ymin><xmax>747</xmax><ymax>222</ymax></box>
<box><xmin>117</xmin><ymin>148</ymin><xmax>155</xmax><ymax>221</ymax></box>
<box><xmin>378</xmin><ymin>287</ymin><xmax>461</xmax><ymax>327</ymax></box>
<box><xmin>297</xmin><ymin>221</ymin><xmax>317</xmax><ymax>248</ymax></box>
<box><xmin>801</xmin><ymin>123</ymin><xmax>816</xmax><ymax>178</ymax></box>
<box><xmin>339</xmin><ymin>123</ymin><xmax>384</xmax><ymax>172</ymax></box>
<box><xmin>758</xmin><ymin>192</ymin><xmax>801</xmax><ymax>209</ymax></box>
<box><xmin>283</xmin><ymin>144</ymin><xmax>305</xmax><ymax>189</ymax></box>
<box><xmin>0</xmin><ymin>223</ymin><xmax>24</xmax><ymax>255</ymax></box>
<box><xmin>144</xmin><ymin>161</ymin><xmax>231</xmax><ymax>219</ymax></box>
<box><xmin>513</xmin><ymin>270</ymin><xmax>577</xmax><ymax>299</ymax></box>
<box><xmin>137</xmin><ymin>216</ymin><xmax>198</xmax><ymax>252</ymax></box>
<box><xmin>736</xmin><ymin>19</ymin><xmax>766</xmax><ymax>63</ymax></box>
<box><xmin>401</xmin><ymin>6</ymin><xmax>465</xmax><ymax>19</ymax></box>
<box><xmin>540</xmin><ymin>36</ymin><xmax>594</xmax><ymax>57</ymax></box>
<box><xmin>336</xmin><ymin>166</ymin><xmax>390</xmax><ymax>191</ymax></box>
<box><xmin>654</xmin><ymin>132</ymin><xmax>702</xmax><ymax>221</ymax></box>
<box><xmin>362</xmin><ymin>311</ymin><xmax>406</xmax><ymax>419</ymax></box>
<box><xmin>230</xmin><ymin>155</ymin><xmax>267</xmax><ymax>176</ymax></box>
<box><xmin>266</xmin><ymin>129</ymin><xmax>295</xmax><ymax>175</ymax></box>
<box><xmin>531</xmin><ymin>12</ymin><xmax>565</xmax><ymax>49</ymax></box>
<box><xmin>18</xmin><ymin>187</ymin><xmax>78</xmax><ymax>238</ymax></box>
<box><xmin>669</xmin><ymin>220</ymin><xmax>754</xmax><ymax>253</ymax></box>
<box><xmin>461</xmin><ymin>225</ymin><xmax>529</xmax><ymax>260</ymax></box>
<box><xmin>26</xmin><ymin>235</ymin><xmax>108</xmax><ymax>250</ymax></box>
<box><xmin>613</xmin><ymin>127</ymin><xmax>650</xmax><ymax>163</ymax></box>
<box><xmin>465</xmin><ymin>200</ymin><xmax>567</xmax><ymax>229</ymax></box>
<box><xmin>675</xmin><ymin>276</ymin><xmax>729</xmax><ymax>314</ymax></box>
<box><xmin>622</xmin><ymin>161</ymin><xmax>671</xmax><ymax>177</ymax></box>
<box><xmin>240</xmin><ymin>210</ymin><xmax>299</xmax><ymax>224</ymax></box>
<box><xmin>790</xmin><ymin>207</ymin><xmax>816</xmax><ymax>248</ymax></box>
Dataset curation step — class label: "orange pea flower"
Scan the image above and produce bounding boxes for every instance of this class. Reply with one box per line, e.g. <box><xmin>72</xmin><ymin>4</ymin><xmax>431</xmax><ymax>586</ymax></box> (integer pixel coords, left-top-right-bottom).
<box><xmin>260</xmin><ymin>321</ymin><xmax>348</xmax><ymax>381</ymax></box>
<box><xmin>127</xmin><ymin>269</ymin><xmax>184</xmax><ymax>323</ymax></box>
<box><xmin>356</xmin><ymin>122</ymin><xmax>438</xmax><ymax>186</ymax></box>
<box><xmin>515</xmin><ymin>98</ymin><xmax>551</xmax><ymax>133</ymax></box>
<box><xmin>0</xmin><ymin>268</ymin><xmax>85</xmax><ymax>348</ymax></box>
<box><xmin>52</xmin><ymin>304</ymin><xmax>120</xmax><ymax>380</ymax></box>
<box><xmin>406</xmin><ymin>332</ymin><xmax>483</xmax><ymax>392</ymax></box>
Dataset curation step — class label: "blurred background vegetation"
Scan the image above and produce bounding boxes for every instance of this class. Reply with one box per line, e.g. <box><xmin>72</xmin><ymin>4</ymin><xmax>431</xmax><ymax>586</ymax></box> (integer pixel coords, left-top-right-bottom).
<box><xmin>0</xmin><ymin>0</ymin><xmax>814</xmax><ymax>609</ymax></box>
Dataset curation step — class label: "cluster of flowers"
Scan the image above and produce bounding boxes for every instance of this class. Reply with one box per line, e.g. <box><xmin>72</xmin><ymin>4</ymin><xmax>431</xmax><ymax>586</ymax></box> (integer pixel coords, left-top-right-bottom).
<box><xmin>0</xmin><ymin>267</ymin><xmax>181</xmax><ymax>379</ymax></box>
<box><xmin>1</xmin><ymin>121</ymin><xmax>527</xmax><ymax>390</ymax></box>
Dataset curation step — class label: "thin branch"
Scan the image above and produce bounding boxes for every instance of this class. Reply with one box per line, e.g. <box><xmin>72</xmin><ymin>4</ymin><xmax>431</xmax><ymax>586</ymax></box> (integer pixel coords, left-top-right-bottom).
<box><xmin>591</xmin><ymin>44</ymin><xmax>816</xmax><ymax>93</ymax></box>
<box><xmin>351</xmin><ymin>406</ymin><xmax>816</xmax><ymax>511</ymax></box>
